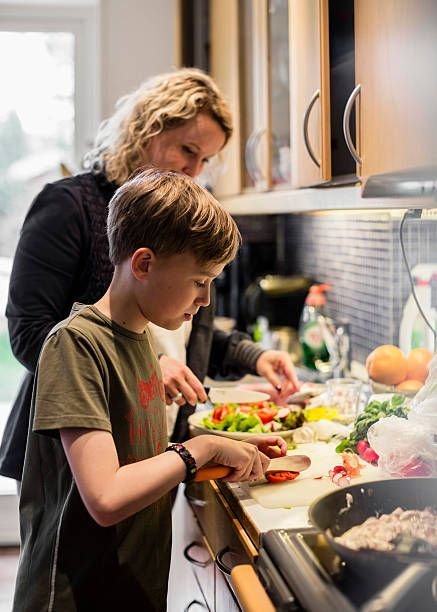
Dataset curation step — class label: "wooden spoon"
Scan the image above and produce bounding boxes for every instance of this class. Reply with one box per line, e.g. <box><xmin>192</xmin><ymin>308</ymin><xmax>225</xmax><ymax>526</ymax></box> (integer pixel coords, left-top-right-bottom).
<box><xmin>194</xmin><ymin>454</ymin><xmax>311</xmax><ymax>482</ymax></box>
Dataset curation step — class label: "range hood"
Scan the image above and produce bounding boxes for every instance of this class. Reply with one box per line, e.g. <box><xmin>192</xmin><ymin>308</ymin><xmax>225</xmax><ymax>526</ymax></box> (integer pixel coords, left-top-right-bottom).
<box><xmin>362</xmin><ymin>165</ymin><xmax>437</xmax><ymax>198</ymax></box>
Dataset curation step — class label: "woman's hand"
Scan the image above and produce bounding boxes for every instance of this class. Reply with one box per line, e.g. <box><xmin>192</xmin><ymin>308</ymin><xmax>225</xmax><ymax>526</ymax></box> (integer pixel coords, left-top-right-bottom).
<box><xmin>246</xmin><ymin>435</ymin><xmax>288</xmax><ymax>459</ymax></box>
<box><xmin>159</xmin><ymin>354</ymin><xmax>207</xmax><ymax>406</ymax></box>
<box><xmin>255</xmin><ymin>350</ymin><xmax>300</xmax><ymax>403</ymax></box>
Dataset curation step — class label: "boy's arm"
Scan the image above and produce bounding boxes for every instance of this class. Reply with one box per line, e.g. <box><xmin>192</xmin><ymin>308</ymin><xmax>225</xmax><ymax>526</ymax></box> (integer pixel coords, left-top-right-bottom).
<box><xmin>60</xmin><ymin>428</ymin><xmax>271</xmax><ymax>527</ymax></box>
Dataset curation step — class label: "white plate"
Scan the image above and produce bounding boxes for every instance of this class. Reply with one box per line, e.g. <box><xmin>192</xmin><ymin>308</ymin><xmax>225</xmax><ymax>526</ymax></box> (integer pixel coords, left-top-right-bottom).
<box><xmin>207</xmin><ymin>387</ymin><xmax>270</xmax><ymax>404</ymax></box>
<box><xmin>188</xmin><ymin>409</ymin><xmax>296</xmax><ymax>440</ymax></box>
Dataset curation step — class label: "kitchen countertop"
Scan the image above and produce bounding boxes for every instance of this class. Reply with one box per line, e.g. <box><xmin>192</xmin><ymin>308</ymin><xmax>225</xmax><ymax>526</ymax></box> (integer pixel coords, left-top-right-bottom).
<box><xmin>215</xmin><ymin>441</ymin><xmax>381</xmax><ymax>549</ymax></box>
<box><xmin>196</xmin><ymin>377</ymin><xmax>380</xmax><ymax>549</ymax></box>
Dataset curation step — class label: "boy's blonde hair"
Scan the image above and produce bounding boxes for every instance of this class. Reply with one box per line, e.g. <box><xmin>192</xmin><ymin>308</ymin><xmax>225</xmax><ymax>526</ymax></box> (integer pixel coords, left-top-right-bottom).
<box><xmin>107</xmin><ymin>168</ymin><xmax>241</xmax><ymax>267</ymax></box>
<box><xmin>84</xmin><ymin>68</ymin><xmax>233</xmax><ymax>185</ymax></box>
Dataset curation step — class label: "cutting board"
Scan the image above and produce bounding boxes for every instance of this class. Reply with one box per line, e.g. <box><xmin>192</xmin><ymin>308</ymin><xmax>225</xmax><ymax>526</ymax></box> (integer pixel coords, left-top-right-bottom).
<box><xmin>249</xmin><ymin>442</ymin><xmax>380</xmax><ymax>509</ymax></box>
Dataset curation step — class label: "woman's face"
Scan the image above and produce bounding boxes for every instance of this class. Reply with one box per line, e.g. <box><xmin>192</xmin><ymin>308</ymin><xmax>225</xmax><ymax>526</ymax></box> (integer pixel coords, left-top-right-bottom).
<box><xmin>144</xmin><ymin>112</ymin><xmax>226</xmax><ymax>178</ymax></box>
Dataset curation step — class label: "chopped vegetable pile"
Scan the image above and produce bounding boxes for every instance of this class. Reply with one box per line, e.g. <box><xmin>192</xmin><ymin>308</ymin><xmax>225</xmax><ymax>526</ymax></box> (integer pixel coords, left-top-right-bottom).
<box><xmin>335</xmin><ymin>394</ymin><xmax>410</xmax><ymax>458</ymax></box>
<box><xmin>201</xmin><ymin>401</ymin><xmax>305</xmax><ymax>434</ymax></box>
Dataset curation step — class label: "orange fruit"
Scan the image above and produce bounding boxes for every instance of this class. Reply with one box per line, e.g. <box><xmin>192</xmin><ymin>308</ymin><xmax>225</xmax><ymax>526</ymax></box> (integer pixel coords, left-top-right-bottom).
<box><xmin>406</xmin><ymin>348</ymin><xmax>433</xmax><ymax>383</ymax></box>
<box><xmin>365</xmin><ymin>345</ymin><xmax>408</xmax><ymax>385</ymax></box>
<box><xmin>395</xmin><ymin>379</ymin><xmax>423</xmax><ymax>392</ymax></box>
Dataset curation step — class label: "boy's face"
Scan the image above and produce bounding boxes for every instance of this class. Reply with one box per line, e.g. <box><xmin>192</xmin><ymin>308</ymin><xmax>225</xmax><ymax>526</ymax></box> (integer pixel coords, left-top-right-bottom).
<box><xmin>140</xmin><ymin>251</ymin><xmax>225</xmax><ymax>330</ymax></box>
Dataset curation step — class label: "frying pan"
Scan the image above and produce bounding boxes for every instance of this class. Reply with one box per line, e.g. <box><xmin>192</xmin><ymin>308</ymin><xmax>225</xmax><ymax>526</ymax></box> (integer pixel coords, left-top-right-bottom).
<box><xmin>309</xmin><ymin>478</ymin><xmax>437</xmax><ymax>610</ymax></box>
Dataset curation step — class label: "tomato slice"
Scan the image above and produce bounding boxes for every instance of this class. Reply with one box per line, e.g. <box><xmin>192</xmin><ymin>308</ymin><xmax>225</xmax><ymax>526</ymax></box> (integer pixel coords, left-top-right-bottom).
<box><xmin>257</xmin><ymin>406</ymin><xmax>278</xmax><ymax>424</ymax></box>
<box><xmin>211</xmin><ymin>404</ymin><xmax>231</xmax><ymax>423</ymax></box>
<box><xmin>266</xmin><ymin>470</ymin><xmax>300</xmax><ymax>483</ymax></box>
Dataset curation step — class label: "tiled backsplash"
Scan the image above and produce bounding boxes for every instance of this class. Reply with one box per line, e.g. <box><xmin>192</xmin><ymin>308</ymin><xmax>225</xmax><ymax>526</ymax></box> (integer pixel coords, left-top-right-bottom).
<box><xmin>282</xmin><ymin>209</ymin><xmax>437</xmax><ymax>364</ymax></box>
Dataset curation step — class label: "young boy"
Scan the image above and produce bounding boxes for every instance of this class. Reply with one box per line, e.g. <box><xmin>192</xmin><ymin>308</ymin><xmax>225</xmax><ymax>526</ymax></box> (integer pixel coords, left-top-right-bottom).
<box><xmin>13</xmin><ymin>168</ymin><xmax>287</xmax><ymax>612</ymax></box>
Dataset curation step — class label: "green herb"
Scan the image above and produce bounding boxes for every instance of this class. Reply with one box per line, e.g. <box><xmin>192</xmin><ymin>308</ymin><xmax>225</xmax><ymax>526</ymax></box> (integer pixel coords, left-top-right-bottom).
<box><xmin>335</xmin><ymin>394</ymin><xmax>410</xmax><ymax>453</ymax></box>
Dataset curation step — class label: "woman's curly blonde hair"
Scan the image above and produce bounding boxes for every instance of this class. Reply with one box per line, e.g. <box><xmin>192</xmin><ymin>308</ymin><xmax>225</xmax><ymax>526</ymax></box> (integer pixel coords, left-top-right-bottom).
<box><xmin>83</xmin><ymin>68</ymin><xmax>233</xmax><ymax>185</ymax></box>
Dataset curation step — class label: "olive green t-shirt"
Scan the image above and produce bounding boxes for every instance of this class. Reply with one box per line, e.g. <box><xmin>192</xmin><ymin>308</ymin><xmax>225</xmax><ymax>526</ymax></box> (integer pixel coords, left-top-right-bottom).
<box><xmin>13</xmin><ymin>306</ymin><xmax>171</xmax><ymax>612</ymax></box>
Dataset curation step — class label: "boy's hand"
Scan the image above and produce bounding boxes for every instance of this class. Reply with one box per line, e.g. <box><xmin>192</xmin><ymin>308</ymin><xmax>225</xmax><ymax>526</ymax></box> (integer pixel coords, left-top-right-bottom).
<box><xmin>159</xmin><ymin>354</ymin><xmax>208</xmax><ymax>406</ymax></box>
<box><xmin>188</xmin><ymin>435</ymin><xmax>269</xmax><ymax>483</ymax></box>
<box><xmin>245</xmin><ymin>435</ymin><xmax>288</xmax><ymax>458</ymax></box>
<box><xmin>255</xmin><ymin>350</ymin><xmax>300</xmax><ymax>402</ymax></box>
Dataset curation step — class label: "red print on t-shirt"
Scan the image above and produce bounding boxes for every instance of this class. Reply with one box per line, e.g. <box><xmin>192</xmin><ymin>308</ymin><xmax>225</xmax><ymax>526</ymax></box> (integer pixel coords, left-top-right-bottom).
<box><xmin>137</xmin><ymin>371</ymin><xmax>165</xmax><ymax>409</ymax></box>
<box><xmin>126</xmin><ymin>373</ymin><xmax>166</xmax><ymax>449</ymax></box>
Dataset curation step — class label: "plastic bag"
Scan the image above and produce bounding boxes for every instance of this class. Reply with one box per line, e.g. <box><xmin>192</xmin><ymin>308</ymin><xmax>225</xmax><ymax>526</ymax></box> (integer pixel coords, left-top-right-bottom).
<box><xmin>408</xmin><ymin>354</ymin><xmax>437</xmax><ymax>437</ymax></box>
<box><xmin>367</xmin><ymin>415</ymin><xmax>436</xmax><ymax>478</ymax></box>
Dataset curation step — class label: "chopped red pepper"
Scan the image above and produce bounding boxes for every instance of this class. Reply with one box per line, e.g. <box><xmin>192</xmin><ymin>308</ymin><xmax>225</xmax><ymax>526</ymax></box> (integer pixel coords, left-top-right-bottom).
<box><xmin>266</xmin><ymin>470</ymin><xmax>300</xmax><ymax>483</ymax></box>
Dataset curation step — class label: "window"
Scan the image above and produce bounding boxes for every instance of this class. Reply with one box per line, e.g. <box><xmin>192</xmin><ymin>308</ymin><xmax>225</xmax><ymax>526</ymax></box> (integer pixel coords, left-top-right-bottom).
<box><xmin>0</xmin><ymin>2</ymin><xmax>98</xmax><ymax>406</ymax></box>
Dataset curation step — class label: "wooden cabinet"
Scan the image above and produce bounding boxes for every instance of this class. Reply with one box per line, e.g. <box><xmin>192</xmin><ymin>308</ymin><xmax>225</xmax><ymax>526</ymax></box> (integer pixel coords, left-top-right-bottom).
<box><xmin>352</xmin><ymin>0</ymin><xmax>437</xmax><ymax>179</ymax></box>
<box><xmin>211</xmin><ymin>0</ymin><xmax>357</xmax><ymax>196</ymax></box>
<box><xmin>211</xmin><ymin>0</ymin><xmax>437</xmax><ymax>201</ymax></box>
<box><xmin>289</xmin><ymin>0</ymin><xmax>323</xmax><ymax>187</ymax></box>
<box><xmin>184</xmin><ymin>480</ymin><xmax>257</xmax><ymax>611</ymax></box>
<box><xmin>211</xmin><ymin>0</ymin><xmax>291</xmax><ymax>196</ymax></box>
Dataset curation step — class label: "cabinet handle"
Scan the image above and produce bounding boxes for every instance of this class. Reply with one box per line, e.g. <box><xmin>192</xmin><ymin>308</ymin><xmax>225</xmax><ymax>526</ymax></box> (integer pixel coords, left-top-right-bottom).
<box><xmin>183</xmin><ymin>541</ymin><xmax>212</xmax><ymax>568</ymax></box>
<box><xmin>303</xmin><ymin>89</ymin><xmax>321</xmax><ymax>168</ymax></box>
<box><xmin>184</xmin><ymin>484</ymin><xmax>207</xmax><ymax>507</ymax></box>
<box><xmin>245</xmin><ymin>129</ymin><xmax>266</xmax><ymax>184</ymax></box>
<box><xmin>183</xmin><ymin>600</ymin><xmax>208</xmax><ymax>611</ymax></box>
<box><xmin>343</xmin><ymin>83</ymin><xmax>362</xmax><ymax>166</ymax></box>
<box><xmin>215</xmin><ymin>546</ymin><xmax>233</xmax><ymax>576</ymax></box>
<box><xmin>245</xmin><ymin>131</ymin><xmax>257</xmax><ymax>183</ymax></box>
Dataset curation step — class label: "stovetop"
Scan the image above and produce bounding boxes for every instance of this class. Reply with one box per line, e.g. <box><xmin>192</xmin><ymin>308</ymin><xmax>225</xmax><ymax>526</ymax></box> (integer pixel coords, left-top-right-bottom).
<box><xmin>257</xmin><ymin>528</ymin><xmax>437</xmax><ymax>612</ymax></box>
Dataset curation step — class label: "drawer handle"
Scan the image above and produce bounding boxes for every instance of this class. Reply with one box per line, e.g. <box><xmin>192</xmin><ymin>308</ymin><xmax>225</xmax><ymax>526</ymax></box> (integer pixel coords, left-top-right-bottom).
<box><xmin>183</xmin><ymin>541</ymin><xmax>212</xmax><ymax>568</ymax></box>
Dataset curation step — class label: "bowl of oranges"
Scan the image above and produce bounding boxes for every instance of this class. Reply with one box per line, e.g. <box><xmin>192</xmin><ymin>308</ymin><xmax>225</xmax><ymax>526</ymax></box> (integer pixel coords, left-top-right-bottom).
<box><xmin>365</xmin><ymin>345</ymin><xmax>433</xmax><ymax>396</ymax></box>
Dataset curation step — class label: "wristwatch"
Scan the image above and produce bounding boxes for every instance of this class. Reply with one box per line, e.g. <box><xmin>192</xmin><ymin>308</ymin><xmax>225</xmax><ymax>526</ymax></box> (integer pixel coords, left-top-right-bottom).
<box><xmin>165</xmin><ymin>443</ymin><xmax>197</xmax><ymax>483</ymax></box>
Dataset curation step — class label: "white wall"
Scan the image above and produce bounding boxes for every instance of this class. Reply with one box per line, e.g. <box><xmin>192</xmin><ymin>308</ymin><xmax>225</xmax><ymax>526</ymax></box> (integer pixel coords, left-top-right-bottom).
<box><xmin>99</xmin><ymin>0</ymin><xmax>180</xmax><ymax>118</ymax></box>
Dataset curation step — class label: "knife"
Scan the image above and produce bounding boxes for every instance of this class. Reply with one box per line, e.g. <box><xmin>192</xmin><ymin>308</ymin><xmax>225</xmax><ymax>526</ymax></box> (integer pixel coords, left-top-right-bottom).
<box><xmin>194</xmin><ymin>454</ymin><xmax>311</xmax><ymax>482</ymax></box>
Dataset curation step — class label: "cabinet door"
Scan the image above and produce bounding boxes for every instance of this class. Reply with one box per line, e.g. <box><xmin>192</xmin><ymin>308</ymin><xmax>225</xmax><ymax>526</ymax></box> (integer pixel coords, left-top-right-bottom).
<box><xmin>210</xmin><ymin>0</ymin><xmax>242</xmax><ymax>198</ymax></box>
<box><xmin>268</xmin><ymin>0</ymin><xmax>292</xmax><ymax>188</ymax></box>
<box><xmin>354</xmin><ymin>0</ymin><xmax>437</xmax><ymax>178</ymax></box>
<box><xmin>240</xmin><ymin>0</ymin><xmax>271</xmax><ymax>192</ymax></box>
<box><xmin>289</xmin><ymin>0</ymin><xmax>322</xmax><ymax>187</ymax></box>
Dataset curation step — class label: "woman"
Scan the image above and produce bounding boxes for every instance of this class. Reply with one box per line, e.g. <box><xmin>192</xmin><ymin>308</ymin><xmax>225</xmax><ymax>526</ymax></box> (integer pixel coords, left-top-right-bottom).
<box><xmin>0</xmin><ymin>67</ymin><xmax>299</xmax><ymax>482</ymax></box>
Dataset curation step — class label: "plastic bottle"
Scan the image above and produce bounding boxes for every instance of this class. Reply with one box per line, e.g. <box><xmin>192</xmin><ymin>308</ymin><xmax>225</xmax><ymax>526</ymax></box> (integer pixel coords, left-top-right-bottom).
<box><xmin>399</xmin><ymin>264</ymin><xmax>437</xmax><ymax>354</ymax></box>
<box><xmin>298</xmin><ymin>284</ymin><xmax>331</xmax><ymax>370</ymax></box>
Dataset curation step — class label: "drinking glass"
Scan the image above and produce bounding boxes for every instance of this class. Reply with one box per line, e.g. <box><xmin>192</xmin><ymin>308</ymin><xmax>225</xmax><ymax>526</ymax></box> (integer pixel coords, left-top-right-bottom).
<box><xmin>326</xmin><ymin>378</ymin><xmax>362</xmax><ymax>424</ymax></box>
